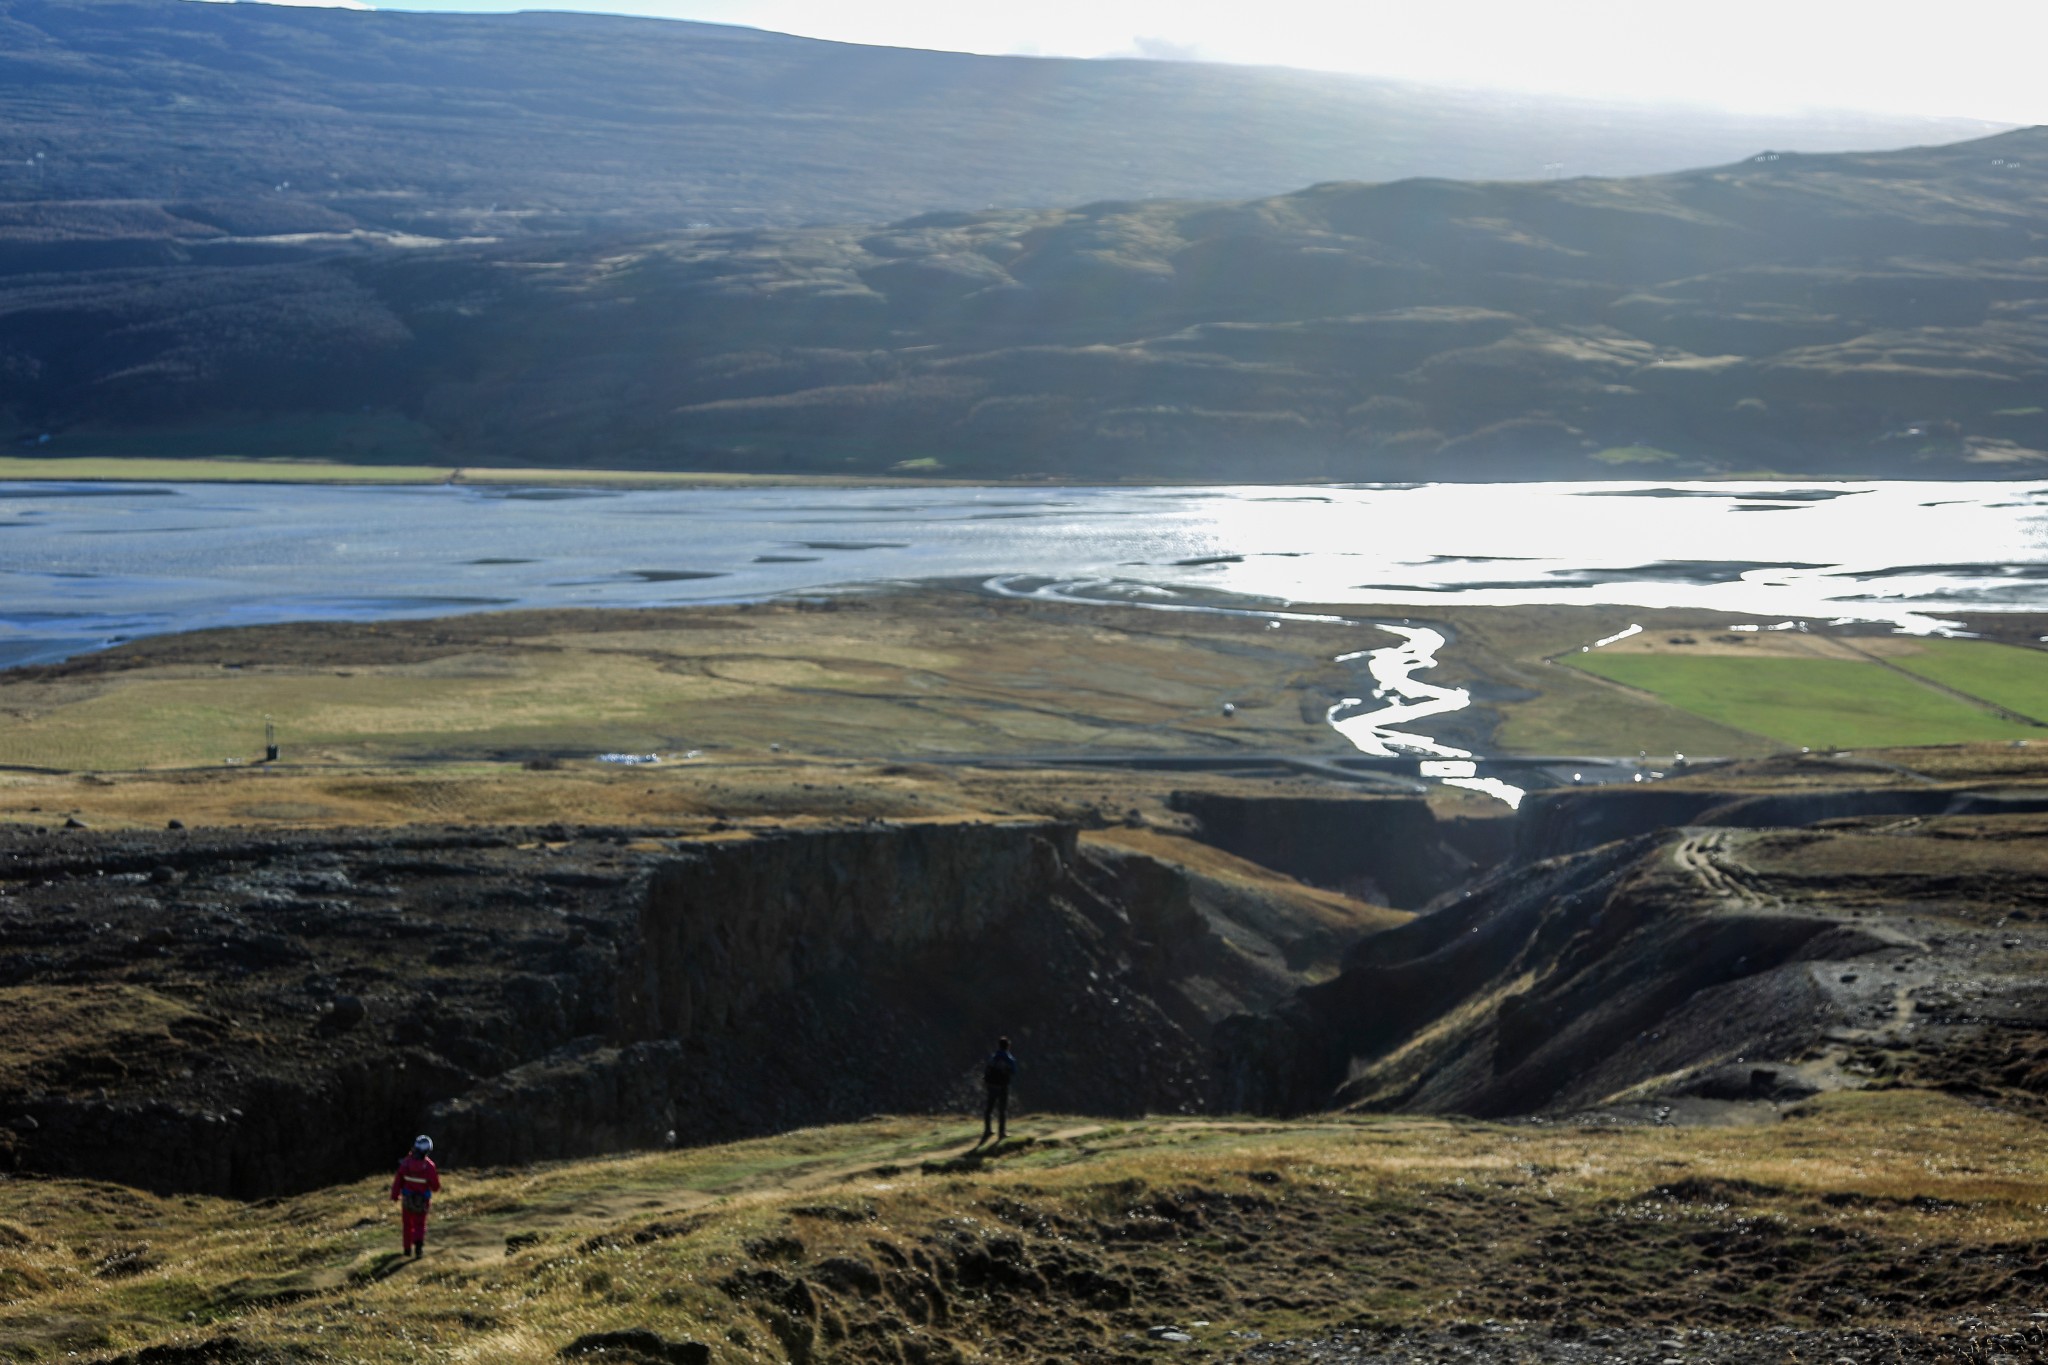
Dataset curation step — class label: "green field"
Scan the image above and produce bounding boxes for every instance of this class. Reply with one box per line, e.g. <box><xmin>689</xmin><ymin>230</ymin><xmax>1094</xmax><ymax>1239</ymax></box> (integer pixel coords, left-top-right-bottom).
<box><xmin>1563</xmin><ymin>649</ymin><xmax>2047</xmax><ymax>750</ymax></box>
<box><xmin>1886</xmin><ymin>638</ymin><xmax>2048</xmax><ymax>722</ymax></box>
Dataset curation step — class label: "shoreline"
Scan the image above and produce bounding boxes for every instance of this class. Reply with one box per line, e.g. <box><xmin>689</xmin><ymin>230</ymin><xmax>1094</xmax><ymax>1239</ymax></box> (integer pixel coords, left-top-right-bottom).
<box><xmin>0</xmin><ymin>456</ymin><xmax>983</xmax><ymax>489</ymax></box>
<box><xmin>3</xmin><ymin>455</ymin><xmax>2037</xmax><ymax>489</ymax></box>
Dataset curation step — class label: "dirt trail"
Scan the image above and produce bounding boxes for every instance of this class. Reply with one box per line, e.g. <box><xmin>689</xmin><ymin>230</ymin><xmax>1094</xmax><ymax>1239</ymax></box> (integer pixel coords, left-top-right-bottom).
<box><xmin>326</xmin><ymin>1118</ymin><xmax>1359</xmax><ymax>1281</ymax></box>
<box><xmin>328</xmin><ymin>1124</ymin><xmax>1114</xmax><ymax>1279</ymax></box>
<box><xmin>1835</xmin><ymin>960</ymin><xmax>1932</xmax><ymax>1047</ymax></box>
<box><xmin>1672</xmin><ymin>830</ymin><xmax>1777</xmax><ymax>908</ymax></box>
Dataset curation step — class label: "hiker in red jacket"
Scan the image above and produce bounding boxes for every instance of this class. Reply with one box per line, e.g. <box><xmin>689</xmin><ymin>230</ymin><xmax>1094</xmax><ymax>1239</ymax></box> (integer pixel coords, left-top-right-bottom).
<box><xmin>390</xmin><ymin>1134</ymin><xmax>441</xmax><ymax>1258</ymax></box>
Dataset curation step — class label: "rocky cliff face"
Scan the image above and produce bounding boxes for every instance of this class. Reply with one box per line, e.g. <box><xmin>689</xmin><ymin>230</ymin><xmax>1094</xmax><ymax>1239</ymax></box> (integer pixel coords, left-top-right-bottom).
<box><xmin>431</xmin><ymin>821</ymin><xmax>1387</xmax><ymax>1168</ymax></box>
<box><xmin>619</xmin><ymin>822</ymin><xmax>1070</xmax><ymax>1042</ymax></box>
<box><xmin>1167</xmin><ymin>792</ymin><xmax>1506</xmax><ymax>908</ymax></box>
<box><xmin>429</xmin><ymin>821</ymin><xmax>1217</xmax><ymax>1167</ymax></box>
<box><xmin>10</xmin><ymin>773</ymin><xmax>2046</xmax><ymax>1194</ymax></box>
<box><xmin>0</xmin><ymin>817</ymin><xmax>1383</xmax><ymax>1194</ymax></box>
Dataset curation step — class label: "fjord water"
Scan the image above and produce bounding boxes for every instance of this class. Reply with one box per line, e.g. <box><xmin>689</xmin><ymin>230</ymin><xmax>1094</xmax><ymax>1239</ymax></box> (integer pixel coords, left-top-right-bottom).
<box><xmin>2</xmin><ymin>479</ymin><xmax>2046</xmax><ymax>668</ymax></box>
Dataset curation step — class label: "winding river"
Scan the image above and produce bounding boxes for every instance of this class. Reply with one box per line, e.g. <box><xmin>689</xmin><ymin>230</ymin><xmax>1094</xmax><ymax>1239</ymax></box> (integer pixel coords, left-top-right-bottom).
<box><xmin>985</xmin><ymin>579</ymin><xmax>1529</xmax><ymax>803</ymax></box>
<box><xmin>5</xmin><ymin>477</ymin><xmax>2046</xmax><ymax>800</ymax></box>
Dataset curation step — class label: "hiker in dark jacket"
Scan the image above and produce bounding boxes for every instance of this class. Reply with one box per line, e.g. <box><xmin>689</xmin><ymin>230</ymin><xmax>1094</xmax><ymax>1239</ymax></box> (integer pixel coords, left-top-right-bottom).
<box><xmin>981</xmin><ymin>1036</ymin><xmax>1018</xmax><ymax>1143</ymax></box>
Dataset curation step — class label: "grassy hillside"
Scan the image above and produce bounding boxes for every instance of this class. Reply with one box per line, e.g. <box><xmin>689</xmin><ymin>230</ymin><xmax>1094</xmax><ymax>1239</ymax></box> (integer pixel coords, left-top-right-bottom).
<box><xmin>1889</xmin><ymin>637</ymin><xmax>2048</xmax><ymax>720</ymax></box>
<box><xmin>0</xmin><ymin>593</ymin><xmax>1372</xmax><ymax>771</ymax></box>
<box><xmin>8</xmin><ymin>599</ymin><xmax>2044</xmax><ymax>788</ymax></box>
<box><xmin>1564</xmin><ymin>652</ymin><xmax>2046</xmax><ymax>749</ymax></box>
<box><xmin>0</xmin><ymin>0</ymin><xmax>2001</xmax><ymax>236</ymax></box>
<box><xmin>5</xmin><ymin>1099</ymin><xmax>2046</xmax><ymax>1362</ymax></box>
<box><xmin>0</xmin><ymin>0</ymin><xmax>2039</xmax><ymax>480</ymax></box>
<box><xmin>5</xmin><ymin>125</ymin><xmax>2046</xmax><ymax>479</ymax></box>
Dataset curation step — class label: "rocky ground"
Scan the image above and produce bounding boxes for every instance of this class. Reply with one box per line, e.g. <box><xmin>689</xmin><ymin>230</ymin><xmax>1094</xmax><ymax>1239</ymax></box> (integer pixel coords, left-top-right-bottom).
<box><xmin>0</xmin><ymin>815</ymin><xmax>1402</xmax><ymax>1195</ymax></box>
<box><xmin>1238</xmin><ymin>1323</ymin><xmax>2048</xmax><ymax>1364</ymax></box>
<box><xmin>9</xmin><ymin>750</ymin><xmax>2048</xmax><ymax>1363</ymax></box>
<box><xmin>1218</xmin><ymin>795</ymin><xmax>2048</xmax><ymax>1124</ymax></box>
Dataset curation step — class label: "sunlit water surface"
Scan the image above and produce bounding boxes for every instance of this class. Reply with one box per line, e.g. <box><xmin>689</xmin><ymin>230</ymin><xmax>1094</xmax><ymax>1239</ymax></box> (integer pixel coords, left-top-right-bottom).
<box><xmin>4</xmin><ymin>479</ymin><xmax>2044</xmax><ymax>791</ymax></box>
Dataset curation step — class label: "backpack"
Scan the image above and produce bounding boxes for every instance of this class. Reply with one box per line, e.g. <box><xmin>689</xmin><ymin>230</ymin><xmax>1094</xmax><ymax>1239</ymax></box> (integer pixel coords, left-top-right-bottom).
<box><xmin>984</xmin><ymin>1055</ymin><xmax>1013</xmax><ymax>1088</ymax></box>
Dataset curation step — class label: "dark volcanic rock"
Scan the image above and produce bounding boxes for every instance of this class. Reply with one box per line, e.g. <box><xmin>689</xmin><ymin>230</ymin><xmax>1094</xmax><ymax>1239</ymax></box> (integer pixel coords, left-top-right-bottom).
<box><xmin>0</xmin><ymin>819</ymin><xmax>1346</xmax><ymax>1195</ymax></box>
<box><xmin>438</xmin><ymin>822</ymin><xmax>1229</xmax><ymax>1167</ymax></box>
<box><xmin>1517</xmin><ymin>780</ymin><xmax>2048</xmax><ymax>860</ymax></box>
<box><xmin>1168</xmin><ymin>791</ymin><xmax>1501</xmax><ymax>908</ymax></box>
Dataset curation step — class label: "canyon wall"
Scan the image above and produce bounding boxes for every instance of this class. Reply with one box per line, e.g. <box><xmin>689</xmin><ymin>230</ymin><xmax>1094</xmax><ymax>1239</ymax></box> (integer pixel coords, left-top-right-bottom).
<box><xmin>430</xmin><ymin>821</ymin><xmax>1222</xmax><ymax>1167</ymax></box>
<box><xmin>1165</xmin><ymin>792</ymin><xmax>1506</xmax><ymax>908</ymax></box>
<box><xmin>0</xmin><ymin>817</ymin><xmax>1376</xmax><ymax>1194</ymax></box>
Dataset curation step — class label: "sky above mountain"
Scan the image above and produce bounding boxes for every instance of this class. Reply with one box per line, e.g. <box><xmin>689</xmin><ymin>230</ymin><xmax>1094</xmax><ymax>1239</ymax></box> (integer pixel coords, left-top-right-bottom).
<box><xmin>329</xmin><ymin>0</ymin><xmax>2048</xmax><ymax>125</ymax></box>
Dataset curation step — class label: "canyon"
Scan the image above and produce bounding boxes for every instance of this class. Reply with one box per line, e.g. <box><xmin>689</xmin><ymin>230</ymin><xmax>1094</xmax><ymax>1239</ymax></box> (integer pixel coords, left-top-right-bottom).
<box><xmin>3</xmin><ymin>592</ymin><xmax>2048</xmax><ymax>1362</ymax></box>
<box><xmin>0</xmin><ymin>813</ymin><xmax>1399</xmax><ymax>1194</ymax></box>
<box><xmin>7</xmin><ymin>749</ymin><xmax>2048</xmax><ymax>1200</ymax></box>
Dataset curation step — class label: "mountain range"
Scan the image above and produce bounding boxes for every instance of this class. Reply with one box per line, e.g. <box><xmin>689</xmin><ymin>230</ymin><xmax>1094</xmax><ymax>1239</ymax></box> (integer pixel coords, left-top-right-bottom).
<box><xmin>0</xmin><ymin>0</ymin><xmax>2042</xmax><ymax>478</ymax></box>
<box><xmin>0</xmin><ymin>0</ymin><xmax>2005</xmax><ymax>233</ymax></box>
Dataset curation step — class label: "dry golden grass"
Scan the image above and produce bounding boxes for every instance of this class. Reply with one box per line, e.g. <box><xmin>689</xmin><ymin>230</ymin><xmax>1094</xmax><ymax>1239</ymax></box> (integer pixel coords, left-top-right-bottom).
<box><xmin>0</xmin><ymin>595</ymin><xmax>1365</xmax><ymax>772</ymax></box>
<box><xmin>0</xmin><ymin>986</ymin><xmax>208</xmax><ymax>1092</ymax></box>
<box><xmin>3</xmin><ymin>1093</ymin><xmax>2044</xmax><ymax>1361</ymax></box>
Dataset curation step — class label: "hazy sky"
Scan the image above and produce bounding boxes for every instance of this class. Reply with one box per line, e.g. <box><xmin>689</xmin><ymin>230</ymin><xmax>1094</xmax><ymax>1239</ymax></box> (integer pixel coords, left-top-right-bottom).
<box><xmin>273</xmin><ymin>0</ymin><xmax>2048</xmax><ymax>125</ymax></box>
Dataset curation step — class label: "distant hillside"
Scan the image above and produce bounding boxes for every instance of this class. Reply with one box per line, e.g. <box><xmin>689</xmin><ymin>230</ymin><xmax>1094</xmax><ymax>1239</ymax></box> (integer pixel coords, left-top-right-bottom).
<box><xmin>0</xmin><ymin>0</ymin><xmax>2006</xmax><ymax>236</ymax></box>
<box><xmin>4</xmin><ymin>126</ymin><xmax>2045</xmax><ymax>479</ymax></box>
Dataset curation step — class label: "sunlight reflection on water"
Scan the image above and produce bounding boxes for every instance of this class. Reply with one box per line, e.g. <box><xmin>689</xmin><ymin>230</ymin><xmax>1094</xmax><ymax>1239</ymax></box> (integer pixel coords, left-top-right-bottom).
<box><xmin>7</xmin><ymin>477</ymin><xmax>2042</xmax><ymax>802</ymax></box>
<box><xmin>1328</xmin><ymin>625</ymin><xmax>1527</xmax><ymax>808</ymax></box>
<box><xmin>3</xmin><ymin>478</ymin><xmax>2044</xmax><ymax>668</ymax></box>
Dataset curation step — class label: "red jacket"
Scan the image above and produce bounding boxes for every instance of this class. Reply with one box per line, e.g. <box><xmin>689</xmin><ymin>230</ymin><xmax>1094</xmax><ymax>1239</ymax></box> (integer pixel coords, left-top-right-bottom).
<box><xmin>391</xmin><ymin>1153</ymin><xmax>440</xmax><ymax>1201</ymax></box>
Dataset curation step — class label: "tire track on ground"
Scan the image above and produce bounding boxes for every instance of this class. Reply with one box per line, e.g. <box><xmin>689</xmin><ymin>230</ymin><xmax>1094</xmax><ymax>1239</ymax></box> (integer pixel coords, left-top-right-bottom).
<box><xmin>1672</xmin><ymin>830</ymin><xmax>1776</xmax><ymax>908</ymax></box>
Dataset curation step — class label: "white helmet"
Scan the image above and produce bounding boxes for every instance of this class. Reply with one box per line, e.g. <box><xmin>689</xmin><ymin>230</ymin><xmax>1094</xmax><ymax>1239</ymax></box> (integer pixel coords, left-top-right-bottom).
<box><xmin>413</xmin><ymin>1135</ymin><xmax>433</xmax><ymax>1153</ymax></box>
